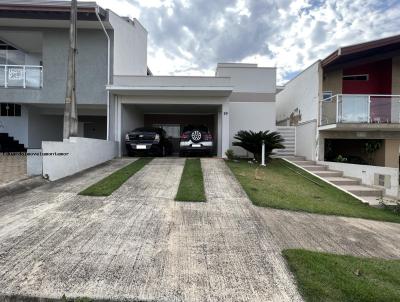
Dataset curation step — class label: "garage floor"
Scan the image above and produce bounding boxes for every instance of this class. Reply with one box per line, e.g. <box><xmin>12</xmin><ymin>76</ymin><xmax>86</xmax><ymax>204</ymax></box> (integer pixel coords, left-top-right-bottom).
<box><xmin>0</xmin><ymin>158</ymin><xmax>400</xmax><ymax>301</ymax></box>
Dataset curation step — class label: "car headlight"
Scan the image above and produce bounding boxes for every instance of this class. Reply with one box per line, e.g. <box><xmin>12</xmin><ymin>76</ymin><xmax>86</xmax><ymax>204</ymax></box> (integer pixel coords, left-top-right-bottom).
<box><xmin>154</xmin><ymin>134</ymin><xmax>160</xmax><ymax>142</ymax></box>
<box><xmin>125</xmin><ymin>134</ymin><xmax>130</xmax><ymax>141</ymax></box>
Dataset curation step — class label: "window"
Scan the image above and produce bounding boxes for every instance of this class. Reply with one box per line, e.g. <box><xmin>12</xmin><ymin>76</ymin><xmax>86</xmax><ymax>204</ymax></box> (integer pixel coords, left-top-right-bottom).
<box><xmin>342</xmin><ymin>74</ymin><xmax>369</xmax><ymax>81</ymax></box>
<box><xmin>0</xmin><ymin>103</ymin><xmax>21</xmax><ymax>116</ymax></box>
<box><xmin>322</xmin><ymin>91</ymin><xmax>333</xmax><ymax>101</ymax></box>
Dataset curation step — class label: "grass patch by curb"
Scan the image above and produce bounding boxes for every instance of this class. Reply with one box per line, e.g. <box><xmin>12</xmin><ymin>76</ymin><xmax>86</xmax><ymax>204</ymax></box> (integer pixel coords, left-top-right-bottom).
<box><xmin>283</xmin><ymin>249</ymin><xmax>400</xmax><ymax>302</ymax></box>
<box><xmin>79</xmin><ymin>158</ymin><xmax>152</xmax><ymax>196</ymax></box>
<box><xmin>175</xmin><ymin>158</ymin><xmax>206</xmax><ymax>202</ymax></box>
<box><xmin>226</xmin><ymin>159</ymin><xmax>400</xmax><ymax>223</ymax></box>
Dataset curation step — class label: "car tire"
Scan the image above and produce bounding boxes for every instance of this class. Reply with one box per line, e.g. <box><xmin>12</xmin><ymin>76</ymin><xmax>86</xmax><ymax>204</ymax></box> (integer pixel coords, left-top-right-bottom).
<box><xmin>127</xmin><ymin>150</ymin><xmax>135</xmax><ymax>157</ymax></box>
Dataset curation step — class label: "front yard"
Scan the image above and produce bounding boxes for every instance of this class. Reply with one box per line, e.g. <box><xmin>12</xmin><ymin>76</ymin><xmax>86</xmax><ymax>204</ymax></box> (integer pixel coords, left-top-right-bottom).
<box><xmin>226</xmin><ymin>159</ymin><xmax>400</xmax><ymax>223</ymax></box>
<box><xmin>283</xmin><ymin>249</ymin><xmax>400</xmax><ymax>302</ymax></box>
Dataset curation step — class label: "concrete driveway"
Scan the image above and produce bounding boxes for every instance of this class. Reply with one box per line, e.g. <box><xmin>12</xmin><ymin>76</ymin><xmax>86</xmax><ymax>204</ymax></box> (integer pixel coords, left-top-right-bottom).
<box><xmin>0</xmin><ymin>158</ymin><xmax>400</xmax><ymax>301</ymax></box>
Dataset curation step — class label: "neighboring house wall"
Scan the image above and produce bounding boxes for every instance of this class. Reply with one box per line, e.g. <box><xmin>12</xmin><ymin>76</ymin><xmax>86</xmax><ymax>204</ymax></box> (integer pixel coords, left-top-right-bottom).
<box><xmin>317</xmin><ymin>160</ymin><xmax>399</xmax><ymax>197</ymax></box>
<box><xmin>342</xmin><ymin>59</ymin><xmax>392</xmax><ymax>94</ymax></box>
<box><xmin>0</xmin><ymin>28</ymin><xmax>108</xmax><ymax>104</ymax></box>
<box><xmin>276</xmin><ymin>61</ymin><xmax>321</xmax><ymax>125</ymax></box>
<box><xmin>323</xmin><ymin>68</ymin><xmax>342</xmax><ymax>95</ymax></box>
<box><xmin>384</xmin><ymin>139</ymin><xmax>400</xmax><ymax>168</ymax></box>
<box><xmin>108</xmin><ymin>11</ymin><xmax>147</xmax><ymax>76</ymax></box>
<box><xmin>392</xmin><ymin>56</ymin><xmax>400</xmax><ymax>94</ymax></box>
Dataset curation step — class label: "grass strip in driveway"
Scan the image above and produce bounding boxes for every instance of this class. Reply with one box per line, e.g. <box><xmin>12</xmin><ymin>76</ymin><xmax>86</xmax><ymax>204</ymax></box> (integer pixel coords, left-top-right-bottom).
<box><xmin>79</xmin><ymin>158</ymin><xmax>152</xmax><ymax>196</ymax></box>
<box><xmin>226</xmin><ymin>159</ymin><xmax>400</xmax><ymax>223</ymax></box>
<box><xmin>175</xmin><ymin>158</ymin><xmax>205</xmax><ymax>202</ymax></box>
<box><xmin>283</xmin><ymin>249</ymin><xmax>400</xmax><ymax>302</ymax></box>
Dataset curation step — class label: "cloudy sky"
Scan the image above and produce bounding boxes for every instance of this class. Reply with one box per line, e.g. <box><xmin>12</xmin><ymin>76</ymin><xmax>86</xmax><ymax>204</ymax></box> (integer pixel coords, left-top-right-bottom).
<box><xmin>94</xmin><ymin>0</ymin><xmax>400</xmax><ymax>84</ymax></box>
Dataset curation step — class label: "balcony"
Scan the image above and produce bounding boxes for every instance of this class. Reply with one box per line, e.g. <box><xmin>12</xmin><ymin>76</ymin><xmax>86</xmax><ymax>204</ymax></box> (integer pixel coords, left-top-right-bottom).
<box><xmin>319</xmin><ymin>94</ymin><xmax>400</xmax><ymax>127</ymax></box>
<box><xmin>0</xmin><ymin>65</ymin><xmax>43</xmax><ymax>89</ymax></box>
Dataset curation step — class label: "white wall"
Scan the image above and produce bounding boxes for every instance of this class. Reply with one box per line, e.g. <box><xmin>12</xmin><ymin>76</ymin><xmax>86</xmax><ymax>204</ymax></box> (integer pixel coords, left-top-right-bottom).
<box><xmin>0</xmin><ymin>105</ymin><xmax>28</xmax><ymax>147</ymax></box>
<box><xmin>216</xmin><ymin>64</ymin><xmax>276</xmax><ymax>93</ymax></box>
<box><xmin>276</xmin><ymin>61</ymin><xmax>321</xmax><ymax>124</ymax></box>
<box><xmin>109</xmin><ymin>11</ymin><xmax>148</xmax><ymax>76</ymax></box>
<box><xmin>229</xmin><ymin>102</ymin><xmax>276</xmax><ymax>157</ymax></box>
<box><xmin>317</xmin><ymin>161</ymin><xmax>399</xmax><ymax>197</ymax></box>
<box><xmin>42</xmin><ymin>137</ymin><xmax>118</xmax><ymax>181</ymax></box>
<box><xmin>295</xmin><ymin>120</ymin><xmax>317</xmax><ymax>160</ymax></box>
<box><xmin>27</xmin><ymin>148</ymin><xmax>43</xmax><ymax>176</ymax></box>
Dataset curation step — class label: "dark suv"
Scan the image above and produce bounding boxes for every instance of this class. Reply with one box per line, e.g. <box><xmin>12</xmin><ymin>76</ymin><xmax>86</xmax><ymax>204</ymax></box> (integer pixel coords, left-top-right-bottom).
<box><xmin>125</xmin><ymin>127</ymin><xmax>172</xmax><ymax>157</ymax></box>
<box><xmin>179</xmin><ymin>125</ymin><xmax>213</xmax><ymax>156</ymax></box>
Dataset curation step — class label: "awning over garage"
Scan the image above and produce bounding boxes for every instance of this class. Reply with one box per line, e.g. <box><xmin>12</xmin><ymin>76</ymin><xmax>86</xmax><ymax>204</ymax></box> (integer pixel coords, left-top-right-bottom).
<box><xmin>107</xmin><ymin>75</ymin><xmax>233</xmax><ymax>96</ymax></box>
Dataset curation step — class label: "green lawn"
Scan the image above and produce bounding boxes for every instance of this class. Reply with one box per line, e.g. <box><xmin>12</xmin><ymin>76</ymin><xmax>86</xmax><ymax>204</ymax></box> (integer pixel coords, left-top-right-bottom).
<box><xmin>175</xmin><ymin>158</ymin><xmax>206</xmax><ymax>202</ymax></box>
<box><xmin>283</xmin><ymin>249</ymin><xmax>400</xmax><ymax>302</ymax></box>
<box><xmin>226</xmin><ymin>159</ymin><xmax>400</xmax><ymax>223</ymax></box>
<box><xmin>79</xmin><ymin>158</ymin><xmax>152</xmax><ymax>196</ymax></box>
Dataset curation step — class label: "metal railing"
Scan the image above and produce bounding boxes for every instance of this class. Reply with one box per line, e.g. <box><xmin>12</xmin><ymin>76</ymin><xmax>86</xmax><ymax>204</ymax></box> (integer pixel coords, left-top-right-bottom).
<box><xmin>319</xmin><ymin>94</ymin><xmax>400</xmax><ymax>126</ymax></box>
<box><xmin>0</xmin><ymin>64</ymin><xmax>43</xmax><ymax>89</ymax></box>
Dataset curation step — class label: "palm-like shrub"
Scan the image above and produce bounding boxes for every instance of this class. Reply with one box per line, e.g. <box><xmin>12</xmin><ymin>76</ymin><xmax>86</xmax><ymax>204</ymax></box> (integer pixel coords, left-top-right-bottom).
<box><xmin>233</xmin><ymin>130</ymin><xmax>285</xmax><ymax>162</ymax></box>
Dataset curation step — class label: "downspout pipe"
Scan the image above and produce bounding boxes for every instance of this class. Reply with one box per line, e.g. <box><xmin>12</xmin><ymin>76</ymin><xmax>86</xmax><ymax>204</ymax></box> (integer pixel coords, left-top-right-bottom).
<box><xmin>96</xmin><ymin>7</ymin><xmax>111</xmax><ymax>141</ymax></box>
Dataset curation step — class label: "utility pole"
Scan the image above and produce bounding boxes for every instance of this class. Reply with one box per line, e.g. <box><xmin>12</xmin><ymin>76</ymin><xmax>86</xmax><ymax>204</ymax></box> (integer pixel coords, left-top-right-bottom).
<box><xmin>63</xmin><ymin>0</ymin><xmax>78</xmax><ymax>139</ymax></box>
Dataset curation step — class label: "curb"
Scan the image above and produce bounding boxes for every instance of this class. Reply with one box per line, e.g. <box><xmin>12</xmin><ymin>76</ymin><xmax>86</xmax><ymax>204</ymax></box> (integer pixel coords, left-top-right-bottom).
<box><xmin>0</xmin><ymin>176</ymin><xmax>47</xmax><ymax>199</ymax></box>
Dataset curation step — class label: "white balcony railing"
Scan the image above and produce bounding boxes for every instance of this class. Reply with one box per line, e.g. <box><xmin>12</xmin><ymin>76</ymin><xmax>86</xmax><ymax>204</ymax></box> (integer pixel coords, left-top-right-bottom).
<box><xmin>0</xmin><ymin>64</ymin><xmax>43</xmax><ymax>89</ymax></box>
<box><xmin>319</xmin><ymin>94</ymin><xmax>400</xmax><ymax>126</ymax></box>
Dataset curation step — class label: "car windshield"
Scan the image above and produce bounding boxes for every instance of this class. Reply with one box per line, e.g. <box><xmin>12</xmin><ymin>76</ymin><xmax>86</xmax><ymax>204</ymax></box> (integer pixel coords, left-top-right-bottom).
<box><xmin>132</xmin><ymin>127</ymin><xmax>161</xmax><ymax>133</ymax></box>
<box><xmin>182</xmin><ymin>125</ymin><xmax>209</xmax><ymax>132</ymax></box>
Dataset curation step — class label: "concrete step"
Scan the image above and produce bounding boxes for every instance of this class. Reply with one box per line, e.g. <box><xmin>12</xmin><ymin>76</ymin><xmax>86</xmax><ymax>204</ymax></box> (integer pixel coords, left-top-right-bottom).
<box><xmin>323</xmin><ymin>177</ymin><xmax>360</xmax><ymax>185</ymax></box>
<box><xmin>315</xmin><ymin>170</ymin><xmax>343</xmax><ymax>177</ymax></box>
<box><xmin>291</xmin><ymin>160</ymin><xmax>315</xmax><ymax>165</ymax></box>
<box><xmin>302</xmin><ymin>165</ymin><xmax>327</xmax><ymax>171</ymax></box>
<box><xmin>283</xmin><ymin>156</ymin><xmax>306</xmax><ymax>161</ymax></box>
<box><xmin>339</xmin><ymin>185</ymin><xmax>383</xmax><ymax>197</ymax></box>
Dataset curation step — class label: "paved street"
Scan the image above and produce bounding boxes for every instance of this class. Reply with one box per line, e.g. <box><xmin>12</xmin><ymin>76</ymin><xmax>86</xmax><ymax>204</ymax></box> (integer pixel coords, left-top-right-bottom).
<box><xmin>0</xmin><ymin>158</ymin><xmax>399</xmax><ymax>301</ymax></box>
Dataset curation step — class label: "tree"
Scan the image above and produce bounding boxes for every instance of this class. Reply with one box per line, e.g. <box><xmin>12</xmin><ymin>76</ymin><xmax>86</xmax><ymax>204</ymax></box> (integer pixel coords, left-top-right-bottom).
<box><xmin>233</xmin><ymin>130</ymin><xmax>285</xmax><ymax>162</ymax></box>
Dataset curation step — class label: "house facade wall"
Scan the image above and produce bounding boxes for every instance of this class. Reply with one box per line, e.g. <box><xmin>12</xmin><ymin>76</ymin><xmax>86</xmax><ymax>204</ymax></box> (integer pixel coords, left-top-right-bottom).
<box><xmin>216</xmin><ymin>64</ymin><xmax>277</xmax><ymax>156</ymax></box>
<box><xmin>276</xmin><ymin>61</ymin><xmax>321</xmax><ymax>125</ymax></box>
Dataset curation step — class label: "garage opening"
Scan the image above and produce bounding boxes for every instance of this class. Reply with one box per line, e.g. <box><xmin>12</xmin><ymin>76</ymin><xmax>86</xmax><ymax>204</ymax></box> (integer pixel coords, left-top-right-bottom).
<box><xmin>121</xmin><ymin>104</ymin><xmax>221</xmax><ymax>156</ymax></box>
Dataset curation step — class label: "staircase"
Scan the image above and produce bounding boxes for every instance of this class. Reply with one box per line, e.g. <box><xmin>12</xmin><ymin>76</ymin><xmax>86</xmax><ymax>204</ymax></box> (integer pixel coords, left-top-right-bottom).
<box><xmin>0</xmin><ymin>133</ymin><xmax>26</xmax><ymax>152</ymax></box>
<box><xmin>284</xmin><ymin>156</ymin><xmax>384</xmax><ymax>206</ymax></box>
<box><xmin>275</xmin><ymin>126</ymin><xmax>295</xmax><ymax>156</ymax></box>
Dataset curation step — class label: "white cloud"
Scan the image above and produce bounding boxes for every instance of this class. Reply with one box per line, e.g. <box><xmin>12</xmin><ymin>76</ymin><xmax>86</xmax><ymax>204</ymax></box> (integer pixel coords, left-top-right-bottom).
<box><xmin>88</xmin><ymin>0</ymin><xmax>400</xmax><ymax>84</ymax></box>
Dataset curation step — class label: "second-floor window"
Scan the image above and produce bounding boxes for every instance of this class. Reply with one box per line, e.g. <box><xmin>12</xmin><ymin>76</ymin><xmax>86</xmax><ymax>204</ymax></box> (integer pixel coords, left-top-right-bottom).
<box><xmin>0</xmin><ymin>40</ymin><xmax>25</xmax><ymax>65</ymax></box>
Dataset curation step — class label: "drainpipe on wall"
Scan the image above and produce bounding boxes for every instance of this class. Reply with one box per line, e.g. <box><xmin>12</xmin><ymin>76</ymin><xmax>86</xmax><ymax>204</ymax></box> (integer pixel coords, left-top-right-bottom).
<box><xmin>96</xmin><ymin>7</ymin><xmax>111</xmax><ymax>140</ymax></box>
